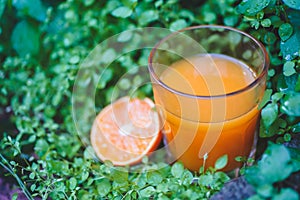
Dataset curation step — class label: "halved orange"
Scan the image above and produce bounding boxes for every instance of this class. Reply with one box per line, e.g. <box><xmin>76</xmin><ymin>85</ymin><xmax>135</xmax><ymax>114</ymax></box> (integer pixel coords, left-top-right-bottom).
<box><xmin>91</xmin><ymin>96</ymin><xmax>162</xmax><ymax>166</ymax></box>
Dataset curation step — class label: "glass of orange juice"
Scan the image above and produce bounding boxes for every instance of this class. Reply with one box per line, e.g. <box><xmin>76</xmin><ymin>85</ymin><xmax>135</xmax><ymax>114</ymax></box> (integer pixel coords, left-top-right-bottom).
<box><xmin>148</xmin><ymin>25</ymin><xmax>269</xmax><ymax>172</ymax></box>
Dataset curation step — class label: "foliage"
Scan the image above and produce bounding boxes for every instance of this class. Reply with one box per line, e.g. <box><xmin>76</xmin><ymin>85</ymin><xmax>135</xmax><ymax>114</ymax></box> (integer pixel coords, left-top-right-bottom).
<box><xmin>237</xmin><ymin>0</ymin><xmax>300</xmax><ymax>142</ymax></box>
<box><xmin>0</xmin><ymin>0</ymin><xmax>299</xmax><ymax>199</ymax></box>
<box><xmin>245</xmin><ymin>143</ymin><xmax>300</xmax><ymax>200</ymax></box>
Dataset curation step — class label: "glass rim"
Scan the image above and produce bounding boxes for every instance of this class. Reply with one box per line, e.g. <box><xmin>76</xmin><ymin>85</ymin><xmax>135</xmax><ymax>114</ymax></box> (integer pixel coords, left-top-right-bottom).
<box><xmin>148</xmin><ymin>25</ymin><xmax>270</xmax><ymax>99</ymax></box>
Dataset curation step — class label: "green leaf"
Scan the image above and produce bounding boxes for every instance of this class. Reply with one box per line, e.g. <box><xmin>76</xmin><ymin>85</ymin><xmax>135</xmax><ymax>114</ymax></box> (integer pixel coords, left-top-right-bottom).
<box><xmin>139</xmin><ymin>10</ymin><xmax>159</xmax><ymax>26</ymax></box>
<box><xmin>214</xmin><ymin>154</ymin><xmax>228</xmax><ymax>170</ymax></box>
<box><xmin>256</xmin><ymin>184</ymin><xmax>273</xmax><ymax>198</ymax></box>
<box><xmin>288</xmin><ymin>147</ymin><xmax>300</xmax><ymax>171</ymax></box>
<box><xmin>30</xmin><ymin>183</ymin><xmax>36</xmax><ymax>192</ymax></box>
<box><xmin>170</xmin><ymin>19</ymin><xmax>187</xmax><ymax>31</ymax></box>
<box><xmin>111</xmin><ymin>168</ymin><xmax>128</xmax><ymax>183</ymax></box>
<box><xmin>281</xmin><ymin>92</ymin><xmax>300</xmax><ymax>116</ymax></box>
<box><xmin>198</xmin><ymin>174</ymin><xmax>213</xmax><ymax>186</ymax></box>
<box><xmin>81</xmin><ymin>171</ymin><xmax>89</xmax><ymax>182</ymax></box>
<box><xmin>261</xmin><ymin>18</ymin><xmax>271</xmax><ymax>27</ymax></box>
<box><xmin>214</xmin><ymin>171</ymin><xmax>230</xmax><ymax>183</ymax></box>
<box><xmin>280</xmin><ymin>28</ymin><xmax>300</xmax><ymax>61</ymax></box>
<box><xmin>34</xmin><ymin>139</ymin><xmax>49</xmax><ymax>157</ymax></box>
<box><xmin>291</xmin><ymin>122</ymin><xmax>300</xmax><ymax>133</ymax></box>
<box><xmin>171</xmin><ymin>162</ymin><xmax>184</xmax><ymax>178</ymax></box>
<box><xmin>11</xmin><ymin>20</ymin><xmax>40</xmax><ymax>57</ymax></box>
<box><xmin>237</xmin><ymin>0</ymin><xmax>271</xmax><ymax>15</ymax></box>
<box><xmin>11</xmin><ymin>193</ymin><xmax>18</xmax><ymax>200</ymax></box>
<box><xmin>258</xmin><ymin>89</ymin><xmax>272</xmax><ymax>109</ymax></box>
<box><xmin>69</xmin><ymin>177</ymin><xmax>77</xmax><ymax>190</ymax></box>
<box><xmin>263</xmin><ymin>32</ymin><xmax>276</xmax><ymax>45</ymax></box>
<box><xmin>181</xmin><ymin>170</ymin><xmax>193</xmax><ymax>186</ymax></box>
<box><xmin>279</xmin><ymin>23</ymin><xmax>293</xmax><ymax>41</ymax></box>
<box><xmin>139</xmin><ymin>186</ymin><xmax>155</xmax><ymax>198</ymax></box>
<box><xmin>283</xmin><ymin>61</ymin><xmax>296</xmax><ymax>76</ymax></box>
<box><xmin>98</xmin><ymin>68</ymin><xmax>113</xmax><ymax>89</ymax></box>
<box><xmin>224</xmin><ymin>15</ymin><xmax>239</xmax><ymax>26</ymax></box>
<box><xmin>102</xmin><ymin>48</ymin><xmax>117</xmax><ymax>64</ymax></box>
<box><xmin>147</xmin><ymin>171</ymin><xmax>163</xmax><ymax>185</ymax></box>
<box><xmin>283</xmin><ymin>0</ymin><xmax>300</xmax><ymax>10</ymax></box>
<box><xmin>271</xmin><ymin>92</ymin><xmax>284</xmax><ymax>102</ymax></box>
<box><xmin>273</xmin><ymin>188</ymin><xmax>299</xmax><ymax>200</ymax></box>
<box><xmin>29</xmin><ymin>172</ymin><xmax>35</xmax><ymax>179</ymax></box>
<box><xmin>83</xmin><ymin>0</ymin><xmax>94</xmax><ymax>6</ymax></box>
<box><xmin>13</xmin><ymin>0</ymin><xmax>46</xmax><ymax>21</ymax></box>
<box><xmin>97</xmin><ymin>178</ymin><xmax>111</xmax><ymax>197</ymax></box>
<box><xmin>245</xmin><ymin>143</ymin><xmax>294</xmax><ymax>186</ymax></box>
<box><xmin>117</xmin><ymin>31</ymin><xmax>133</xmax><ymax>42</ymax></box>
<box><xmin>283</xmin><ymin>133</ymin><xmax>291</xmax><ymax>142</ymax></box>
<box><xmin>203</xmin><ymin>12</ymin><xmax>217</xmax><ymax>23</ymax></box>
<box><xmin>111</xmin><ymin>6</ymin><xmax>132</xmax><ymax>18</ymax></box>
<box><xmin>261</xmin><ymin>103</ymin><xmax>278</xmax><ymax>128</ymax></box>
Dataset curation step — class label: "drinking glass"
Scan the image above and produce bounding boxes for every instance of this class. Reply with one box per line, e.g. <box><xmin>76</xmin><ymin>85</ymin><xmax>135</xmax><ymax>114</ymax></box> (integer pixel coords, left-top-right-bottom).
<box><xmin>148</xmin><ymin>25</ymin><xmax>269</xmax><ymax>171</ymax></box>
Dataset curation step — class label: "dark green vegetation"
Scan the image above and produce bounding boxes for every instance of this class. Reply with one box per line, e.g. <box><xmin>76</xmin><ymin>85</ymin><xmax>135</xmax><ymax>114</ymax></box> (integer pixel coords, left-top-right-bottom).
<box><xmin>0</xmin><ymin>0</ymin><xmax>299</xmax><ymax>199</ymax></box>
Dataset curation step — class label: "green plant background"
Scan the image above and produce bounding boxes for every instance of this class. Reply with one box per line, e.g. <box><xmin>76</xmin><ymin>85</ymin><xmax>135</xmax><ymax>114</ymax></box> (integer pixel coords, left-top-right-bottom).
<box><xmin>0</xmin><ymin>0</ymin><xmax>299</xmax><ymax>199</ymax></box>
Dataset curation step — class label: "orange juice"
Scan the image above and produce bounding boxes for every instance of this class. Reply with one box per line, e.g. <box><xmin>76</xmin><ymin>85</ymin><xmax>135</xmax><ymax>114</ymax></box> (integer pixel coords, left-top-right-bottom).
<box><xmin>152</xmin><ymin>54</ymin><xmax>264</xmax><ymax>171</ymax></box>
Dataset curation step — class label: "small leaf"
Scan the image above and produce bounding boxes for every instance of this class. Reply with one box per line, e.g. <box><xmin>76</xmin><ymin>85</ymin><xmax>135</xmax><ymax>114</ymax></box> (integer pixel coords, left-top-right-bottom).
<box><xmin>271</xmin><ymin>92</ymin><xmax>284</xmax><ymax>102</ymax></box>
<box><xmin>263</xmin><ymin>32</ymin><xmax>276</xmax><ymax>45</ymax></box>
<box><xmin>11</xmin><ymin>20</ymin><xmax>40</xmax><ymax>57</ymax></box>
<box><xmin>256</xmin><ymin>184</ymin><xmax>273</xmax><ymax>198</ymax></box>
<box><xmin>111</xmin><ymin>168</ymin><xmax>128</xmax><ymax>183</ymax></box>
<box><xmin>236</xmin><ymin>0</ymin><xmax>271</xmax><ymax>15</ymax></box>
<box><xmin>282</xmin><ymin>0</ymin><xmax>300</xmax><ymax>10</ymax></box>
<box><xmin>171</xmin><ymin>162</ymin><xmax>184</xmax><ymax>178</ymax></box>
<box><xmin>214</xmin><ymin>154</ymin><xmax>228</xmax><ymax>170</ymax></box>
<box><xmin>29</xmin><ymin>172</ymin><xmax>35</xmax><ymax>179</ymax></box>
<box><xmin>81</xmin><ymin>171</ymin><xmax>89</xmax><ymax>182</ymax></box>
<box><xmin>214</xmin><ymin>171</ymin><xmax>230</xmax><ymax>183</ymax></box>
<box><xmin>284</xmin><ymin>133</ymin><xmax>291</xmax><ymax>142</ymax></box>
<box><xmin>111</xmin><ymin>6</ymin><xmax>132</xmax><ymax>18</ymax></box>
<box><xmin>261</xmin><ymin>103</ymin><xmax>278</xmax><ymax>128</ymax></box>
<box><xmin>170</xmin><ymin>19</ymin><xmax>187</xmax><ymax>31</ymax></box>
<box><xmin>13</xmin><ymin>0</ymin><xmax>46</xmax><ymax>21</ymax></box>
<box><xmin>147</xmin><ymin>171</ymin><xmax>163</xmax><ymax>185</ymax></box>
<box><xmin>84</xmin><ymin>0</ymin><xmax>94</xmax><ymax>6</ymax></box>
<box><xmin>139</xmin><ymin>10</ymin><xmax>159</xmax><ymax>26</ymax></box>
<box><xmin>98</xmin><ymin>68</ymin><xmax>113</xmax><ymax>89</ymax></box>
<box><xmin>102</xmin><ymin>48</ymin><xmax>116</xmax><ymax>64</ymax></box>
<box><xmin>291</xmin><ymin>122</ymin><xmax>300</xmax><ymax>133</ymax></box>
<box><xmin>117</xmin><ymin>31</ymin><xmax>133</xmax><ymax>42</ymax></box>
<box><xmin>258</xmin><ymin>89</ymin><xmax>272</xmax><ymax>109</ymax></box>
<box><xmin>281</xmin><ymin>92</ymin><xmax>300</xmax><ymax>116</ymax></box>
<box><xmin>280</xmin><ymin>28</ymin><xmax>300</xmax><ymax>61</ymax></box>
<box><xmin>12</xmin><ymin>193</ymin><xmax>18</xmax><ymax>200</ymax></box>
<box><xmin>139</xmin><ymin>186</ymin><xmax>155</xmax><ymax>198</ymax></box>
<box><xmin>279</xmin><ymin>23</ymin><xmax>293</xmax><ymax>41</ymax></box>
<box><xmin>283</xmin><ymin>61</ymin><xmax>296</xmax><ymax>76</ymax></box>
<box><xmin>235</xmin><ymin>156</ymin><xmax>244</xmax><ymax>162</ymax></box>
<box><xmin>34</xmin><ymin>139</ymin><xmax>49</xmax><ymax>157</ymax></box>
<box><xmin>261</xmin><ymin>18</ymin><xmax>271</xmax><ymax>27</ymax></box>
<box><xmin>30</xmin><ymin>184</ymin><xmax>36</xmax><ymax>192</ymax></box>
<box><xmin>181</xmin><ymin>170</ymin><xmax>193</xmax><ymax>186</ymax></box>
<box><xmin>246</xmin><ymin>143</ymin><xmax>294</xmax><ymax>186</ymax></box>
<box><xmin>97</xmin><ymin>178</ymin><xmax>111</xmax><ymax>197</ymax></box>
<box><xmin>69</xmin><ymin>177</ymin><xmax>77</xmax><ymax>190</ymax></box>
<box><xmin>198</xmin><ymin>174</ymin><xmax>213</xmax><ymax>186</ymax></box>
<box><xmin>224</xmin><ymin>15</ymin><xmax>239</xmax><ymax>26</ymax></box>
